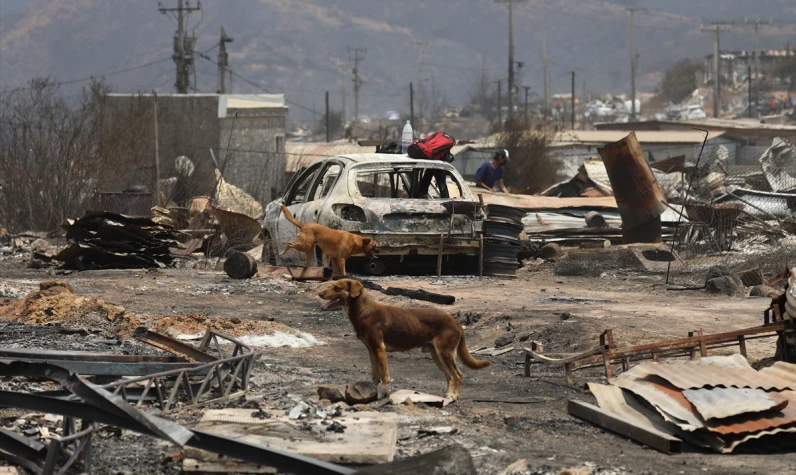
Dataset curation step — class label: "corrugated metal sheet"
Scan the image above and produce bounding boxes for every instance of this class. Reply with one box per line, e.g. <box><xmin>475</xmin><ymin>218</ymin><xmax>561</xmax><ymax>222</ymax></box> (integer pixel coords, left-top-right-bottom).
<box><xmin>559</xmin><ymin>130</ymin><xmax>727</xmax><ymax>144</ymax></box>
<box><xmin>759</xmin><ymin>362</ymin><xmax>796</xmax><ymax>387</ymax></box>
<box><xmin>682</xmin><ymin>387</ymin><xmax>783</xmax><ymax>420</ymax></box>
<box><xmin>704</xmin><ymin>391</ymin><xmax>796</xmax><ymax>436</ymax></box>
<box><xmin>620</xmin><ymin>354</ymin><xmax>794</xmax><ymax>391</ymax></box>
<box><xmin>477</xmin><ymin>190</ymin><xmax>618</xmax><ymax>210</ymax></box>
<box><xmin>611</xmin><ymin>374</ymin><xmax>704</xmax><ymax>431</ymax></box>
<box><xmin>586</xmin><ymin>383</ymin><xmax>685</xmax><ymax>436</ymax></box>
<box><xmin>587</xmin><ymin>382</ymin><xmax>723</xmax><ymax>451</ymax></box>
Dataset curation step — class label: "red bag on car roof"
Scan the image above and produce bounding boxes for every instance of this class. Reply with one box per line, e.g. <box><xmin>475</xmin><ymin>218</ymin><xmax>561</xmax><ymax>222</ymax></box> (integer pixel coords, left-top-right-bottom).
<box><xmin>407</xmin><ymin>131</ymin><xmax>456</xmax><ymax>162</ymax></box>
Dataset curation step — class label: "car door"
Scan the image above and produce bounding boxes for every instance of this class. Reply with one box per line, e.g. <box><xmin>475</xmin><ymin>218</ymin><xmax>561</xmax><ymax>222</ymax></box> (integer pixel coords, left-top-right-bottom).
<box><xmin>274</xmin><ymin>162</ymin><xmax>323</xmax><ymax>265</ymax></box>
<box><xmin>301</xmin><ymin>160</ymin><xmax>345</xmax><ymax>227</ymax></box>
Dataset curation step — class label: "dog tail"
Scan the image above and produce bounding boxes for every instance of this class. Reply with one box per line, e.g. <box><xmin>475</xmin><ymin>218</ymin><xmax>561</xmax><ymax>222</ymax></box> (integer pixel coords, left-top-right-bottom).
<box><xmin>457</xmin><ymin>333</ymin><xmax>491</xmax><ymax>369</ymax></box>
<box><xmin>281</xmin><ymin>204</ymin><xmax>305</xmax><ymax>229</ymax></box>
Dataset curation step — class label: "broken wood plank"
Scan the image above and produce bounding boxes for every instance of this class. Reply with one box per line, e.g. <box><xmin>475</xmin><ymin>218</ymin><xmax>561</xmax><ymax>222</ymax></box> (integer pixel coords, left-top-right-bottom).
<box><xmin>186</xmin><ymin>409</ymin><xmax>397</xmax><ymax>465</ymax></box>
<box><xmin>567</xmin><ymin>399</ymin><xmax>682</xmax><ymax>454</ymax></box>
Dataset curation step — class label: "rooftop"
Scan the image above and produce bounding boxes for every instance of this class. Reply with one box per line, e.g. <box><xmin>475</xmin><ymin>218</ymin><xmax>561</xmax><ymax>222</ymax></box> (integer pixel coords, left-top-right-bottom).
<box><xmin>557</xmin><ymin>130</ymin><xmax>726</xmax><ymax>144</ymax></box>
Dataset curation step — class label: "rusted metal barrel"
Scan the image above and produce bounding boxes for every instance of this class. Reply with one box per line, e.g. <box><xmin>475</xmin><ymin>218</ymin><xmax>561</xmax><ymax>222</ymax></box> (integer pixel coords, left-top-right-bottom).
<box><xmin>598</xmin><ymin>132</ymin><xmax>666</xmax><ymax>243</ymax></box>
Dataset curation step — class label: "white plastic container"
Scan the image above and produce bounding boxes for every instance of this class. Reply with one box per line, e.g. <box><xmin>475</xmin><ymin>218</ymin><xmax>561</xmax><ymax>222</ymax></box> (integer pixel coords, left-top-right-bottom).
<box><xmin>401</xmin><ymin>120</ymin><xmax>413</xmax><ymax>154</ymax></box>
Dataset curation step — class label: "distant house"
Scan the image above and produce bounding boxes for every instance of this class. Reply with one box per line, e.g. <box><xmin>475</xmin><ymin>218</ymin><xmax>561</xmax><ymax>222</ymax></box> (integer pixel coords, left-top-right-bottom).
<box><xmin>101</xmin><ymin>93</ymin><xmax>287</xmax><ymax>204</ymax></box>
<box><xmin>704</xmin><ymin>49</ymin><xmax>791</xmax><ymax>85</ymax></box>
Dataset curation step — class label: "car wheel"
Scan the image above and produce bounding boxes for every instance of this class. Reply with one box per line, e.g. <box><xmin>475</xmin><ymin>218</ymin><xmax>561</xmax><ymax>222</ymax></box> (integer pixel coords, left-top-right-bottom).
<box><xmin>261</xmin><ymin>232</ymin><xmax>277</xmax><ymax>265</ymax></box>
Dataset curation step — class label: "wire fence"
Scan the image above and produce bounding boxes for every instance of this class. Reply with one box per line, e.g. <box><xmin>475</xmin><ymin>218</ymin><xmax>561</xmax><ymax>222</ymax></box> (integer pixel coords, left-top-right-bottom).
<box><xmin>665</xmin><ymin>138</ymin><xmax>796</xmax><ymax>287</ymax></box>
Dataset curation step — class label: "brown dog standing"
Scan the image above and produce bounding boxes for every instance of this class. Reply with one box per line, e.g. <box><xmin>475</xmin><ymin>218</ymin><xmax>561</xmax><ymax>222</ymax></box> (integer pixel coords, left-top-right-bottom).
<box><xmin>318</xmin><ymin>279</ymin><xmax>490</xmax><ymax>400</ymax></box>
<box><xmin>280</xmin><ymin>204</ymin><xmax>376</xmax><ymax>275</ymax></box>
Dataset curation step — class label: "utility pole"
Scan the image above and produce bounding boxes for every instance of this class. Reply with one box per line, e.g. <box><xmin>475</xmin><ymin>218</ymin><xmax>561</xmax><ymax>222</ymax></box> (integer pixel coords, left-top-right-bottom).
<box><xmin>348</xmin><ymin>47</ymin><xmax>366</xmax><ymax>123</ymax></box>
<box><xmin>571</xmin><ymin>71</ymin><xmax>576</xmax><ymax>130</ymax></box>
<box><xmin>411</xmin><ymin>40</ymin><xmax>429</xmax><ymax>126</ymax></box>
<box><xmin>325</xmin><ymin>91</ymin><xmax>330</xmax><ymax>142</ymax></box>
<box><xmin>497</xmin><ymin>79</ymin><xmax>502</xmax><ymax>127</ymax></box>
<box><xmin>748</xmin><ymin>65</ymin><xmax>753</xmax><ymax>118</ymax></box>
<box><xmin>340</xmin><ymin>77</ymin><xmax>347</xmax><ymax>122</ymax></box>
<box><xmin>217</xmin><ymin>26</ymin><xmax>233</xmax><ymax>94</ymax></box>
<box><xmin>628</xmin><ymin>7</ymin><xmax>647</xmax><ymax>120</ymax></box>
<box><xmin>496</xmin><ymin>0</ymin><xmax>528</xmax><ymax>119</ymax></box>
<box><xmin>409</xmin><ymin>82</ymin><xmax>415</xmax><ymax>134</ymax></box>
<box><xmin>153</xmin><ymin>92</ymin><xmax>161</xmax><ymax>207</ymax></box>
<box><xmin>701</xmin><ymin>22</ymin><xmax>733</xmax><ymax>118</ymax></box>
<box><xmin>541</xmin><ymin>28</ymin><xmax>550</xmax><ymax>116</ymax></box>
<box><xmin>523</xmin><ymin>86</ymin><xmax>531</xmax><ymax>117</ymax></box>
<box><xmin>745</xmin><ymin>18</ymin><xmax>773</xmax><ymax>117</ymax></box>
<box><xmin>158</xmin><ymin>0</ymin><xmax>202</xmax><ymax>94</ymax></box>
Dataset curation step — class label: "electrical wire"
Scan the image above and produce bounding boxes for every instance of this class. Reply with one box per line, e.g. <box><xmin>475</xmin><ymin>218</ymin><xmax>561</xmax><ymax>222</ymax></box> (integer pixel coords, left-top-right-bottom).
<box><xmin>59</xmin><ymin>57</ymin><xmax>174</xmax><ymax>85</ymax></box>
<box><xmin>196</xmin><ymin>53</ymin><xmax>320</xmax><ymax>116</ymax></box>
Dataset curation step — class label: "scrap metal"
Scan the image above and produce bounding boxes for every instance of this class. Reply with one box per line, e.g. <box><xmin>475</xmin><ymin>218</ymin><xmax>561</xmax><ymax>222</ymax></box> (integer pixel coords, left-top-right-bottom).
<box><xmin>619</xmin><ymin>354</ymin><xmax>794</xmax><ymax>391</ymax></box>
<box><xmin>97</xmin><ymin>330</ymin><xmax>257</xmax><ymax>412</ymax></box>
<box><xmin>0</xmin><ymin>347</ymin><xmax>198</xmax><ymax>376</ymax></box>
<box><xmin>524</xmin><ymin>321</ymin><xmax>795</xmax><ymax>384</ymax></box>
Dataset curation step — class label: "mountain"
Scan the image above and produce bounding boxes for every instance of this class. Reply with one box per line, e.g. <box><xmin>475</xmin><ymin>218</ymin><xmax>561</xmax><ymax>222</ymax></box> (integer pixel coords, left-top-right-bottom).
<box><xmin>1</xmin><ymin>0</ymin><xmax>794</xmax><ymax>122</ymax></box>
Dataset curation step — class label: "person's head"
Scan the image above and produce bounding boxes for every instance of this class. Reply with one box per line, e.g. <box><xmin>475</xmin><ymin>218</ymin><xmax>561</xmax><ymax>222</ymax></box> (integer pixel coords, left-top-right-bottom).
<box><xmin>492</xmin><ymin>150</ymin><xmax>509</xmax><ymax>167</ymax></box>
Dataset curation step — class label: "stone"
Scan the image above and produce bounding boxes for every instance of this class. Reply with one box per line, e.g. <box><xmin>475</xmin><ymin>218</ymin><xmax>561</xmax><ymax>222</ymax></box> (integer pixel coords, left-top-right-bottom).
<box><xmin>750</xmin><ymin>285</ymin><xmax>778</xmax><ymax>298</ymax></box>
<box><xmin>560</xmin><ymin>312</ymin><xmax>571</xmax><ymax>320</ymax></box>
<box><xmin>538</xmin><ymin>243</ymin><xmax>563</xmax><ymax>260</ymax></box>
<box><xmin>494</xmin><ymin>333</ymin><xmax>515</xmax><ymax>348</ymax></box>
<box><xmin>30</xmin><ymin>238</ymin><xmax>51</xmax><ymax>254</ymax></box>
<box><xmin>704</xmin><ymin>265</ymin><xmax>741</xmax><ymax>287</ymax></box>
<box><xmin>345</xmin><ymin>381</ymin><xmax>378</xmax><ymax>405</ymax></box>
<box><xmin>518</xmin><ymin>333</ymin><xmax>533</xmax><ymax>342</ymax></box>
<box><xmin>705</xmin><ymin>276</ymin><xmax>744</xmax><ymax>297</ymax></box>
<box><xmin>317</xmin><ymin>385</ymin><xmax>346</xmax><ymax>403</ymax></box>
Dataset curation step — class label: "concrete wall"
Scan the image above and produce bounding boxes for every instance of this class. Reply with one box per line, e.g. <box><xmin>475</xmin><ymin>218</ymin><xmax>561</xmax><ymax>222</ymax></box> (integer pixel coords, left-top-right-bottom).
<box><xmin>218</xmin><ymin>106</ymin><xmax>287</xmax><ymax>204</ymax></box>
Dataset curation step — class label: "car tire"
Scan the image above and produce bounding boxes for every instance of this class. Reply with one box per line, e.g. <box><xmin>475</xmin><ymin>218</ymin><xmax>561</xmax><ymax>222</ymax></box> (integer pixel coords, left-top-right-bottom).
<box><xmin>261</xmin><ymin>232</ymin><xmax>277</xmax><ymax>265</ymax></box>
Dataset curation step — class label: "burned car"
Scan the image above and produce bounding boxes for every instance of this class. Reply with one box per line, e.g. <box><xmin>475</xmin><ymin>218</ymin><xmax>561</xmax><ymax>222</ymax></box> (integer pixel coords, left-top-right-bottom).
<box><xmin>262</xmin><ymin>153</ymin><xmax>483</xmax><ymax>274</ymax></box>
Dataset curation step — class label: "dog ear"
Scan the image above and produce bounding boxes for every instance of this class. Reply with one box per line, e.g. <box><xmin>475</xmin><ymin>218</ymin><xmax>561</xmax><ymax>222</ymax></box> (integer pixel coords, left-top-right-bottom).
<box><xmin>361</xmin><ymin>237</ymin><xmax>372</xmax><ymax>247</ymax></box>
<box><xmin>348</xmin><ymin>279</ymin><xmax>363</xmax><ymax>298</ymax></box>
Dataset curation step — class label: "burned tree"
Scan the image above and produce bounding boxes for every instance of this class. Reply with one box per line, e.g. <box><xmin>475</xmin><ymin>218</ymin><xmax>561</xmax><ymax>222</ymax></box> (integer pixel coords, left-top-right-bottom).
<box><xmin>494</xmin><ymin>115</ymin><xmax>561</xmax><ymax>195</ymax></box>
<box><xmin>0</xmin><ymin>78</ymin><xmax>149</xmax><ymax>233</ymax></box>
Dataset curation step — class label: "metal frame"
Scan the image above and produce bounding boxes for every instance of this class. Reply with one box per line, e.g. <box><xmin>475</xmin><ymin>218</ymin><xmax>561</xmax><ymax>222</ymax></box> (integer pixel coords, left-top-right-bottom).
<box><xmin>525</xmin><ymin>321</ymin><xmax>795</xmax><ymax>384</ymax></box>
<box><xmin>97</xmin><ymin>330</ymin><xmax>256</xmax><ymax>412</ymax></box>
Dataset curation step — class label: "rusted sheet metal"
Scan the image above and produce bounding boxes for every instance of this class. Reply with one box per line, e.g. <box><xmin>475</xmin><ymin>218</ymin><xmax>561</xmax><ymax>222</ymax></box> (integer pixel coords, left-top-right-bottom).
<box><xmin>705</xmin><ymin>391</ymin><xmax>796</xmax><ymax>436</ymax></box>
<box><xmin>597</xmin><ymin>132</ymin><xmax>667</xmax><ymax>230</ymax></box>
<box><xmin>611</xmin><ymin>375</ymin><xmax>704</xmax><ymax>431</ymax></box>
<box><xmin>682</xmin><ymin>387</ymin><xmax>786</xmax><ymax>420</ymax></box>
<box><xmin>579</xmin><ymin>383</ymin><xmax>684</xmax><ymax>454</ymax></box>
<box><xmin>622</xmin><ymin>354</ymin><xmax>794</xmax><ymax>391</ymax></box>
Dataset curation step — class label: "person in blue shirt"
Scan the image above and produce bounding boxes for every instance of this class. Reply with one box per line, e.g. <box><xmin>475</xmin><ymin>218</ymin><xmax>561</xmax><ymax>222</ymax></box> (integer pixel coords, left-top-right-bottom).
<box><xmin>475</xmin><ymin>150</ymin><xmax>509</xmax><ymax>193</ymax></box>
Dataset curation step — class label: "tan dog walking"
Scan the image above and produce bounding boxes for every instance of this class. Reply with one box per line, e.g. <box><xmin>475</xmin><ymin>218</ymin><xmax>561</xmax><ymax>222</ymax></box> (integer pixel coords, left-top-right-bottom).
<box><xmin>280</xmin><ymin>204</ymin><xmax>376</xmax><ymax>276</ymax></box>
<box><xmin>319</xmin><ymin>279</ymin><xmax>490</xmax><ymax>400</ymax></box>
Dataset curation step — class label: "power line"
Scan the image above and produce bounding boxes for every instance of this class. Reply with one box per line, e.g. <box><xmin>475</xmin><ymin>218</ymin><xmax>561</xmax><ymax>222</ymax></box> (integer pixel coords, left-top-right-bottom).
<box><xmin>196</xmin><ymin>53</ymin><xmax>320</xmax><ymax>116</ymax></box>
<box><xmin>59</xmin><ymin>57</ymin><xmax>173</xmax><ymax>85</ymax></box>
